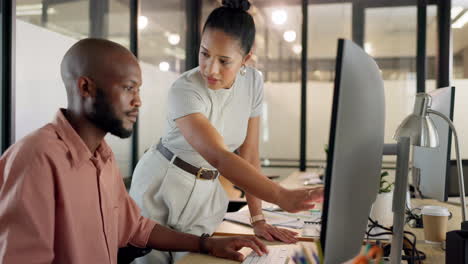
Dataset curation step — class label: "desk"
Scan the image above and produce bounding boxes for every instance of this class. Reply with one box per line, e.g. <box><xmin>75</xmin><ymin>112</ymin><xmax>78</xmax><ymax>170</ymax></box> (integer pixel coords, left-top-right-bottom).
<box><xmin>177</xmin><ymin>171</ymin><xmax>317</xmax><ymax>264</ymax></box>
<box><xmin>213</xmin><ymin>171</ymin><xmax>319</xmax><ymax>241</ymax></box>
<box><xmin>177</xmin><ymin>171</ymin><xmax>462</xmax><ymax>263</ymax></box>
<box><xmin>177</xmin><ymin>242</ymin><xmax>317</xmax><ymax>264</ymax></box>
<box><xmin>407</xmin><ymin>199</ymin><xmax>461</xmax><ymax>263</ymax></box>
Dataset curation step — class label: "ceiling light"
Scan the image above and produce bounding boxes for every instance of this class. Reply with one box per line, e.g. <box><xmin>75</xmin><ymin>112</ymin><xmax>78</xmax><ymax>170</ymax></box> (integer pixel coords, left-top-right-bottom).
<box><xmin>453</xmin><ymin>12</ymin><xmax>468</xmax><ymax>28</ymax></box>
<box><xmin>272</xmin><ymin>9</ymin><xmax>287</xmax><ymax>25</ymax></box>
<box><xmin>138</xmin><ymin>16</ymin><xmax>148</xmax><ymax>30</ymax></box>
<box><xmin>159</xmin><ymin>62</ymin><xmax>170</xmax><ymax>72</ymax></box>
<box><xmin>292</xmin><ymin>44</ymin><xmax>302</xmax><ymax>54</ymax></box>
<box><xmin>452</xmin><ymin>7</ymin><xmax>464</xmax><ymax>19</ymax></box>
<box><xmin>283</xmin><ymin>30</ymin><xmax>296</xmax><ymax>42</ymax></box>
<box><xmin>168</xmin><ymin>34</ymin><xmax>181</xmax><ymax>45</ymax></box>
<box><xmin>16</xmin><ymin>4</ymin><xmax>56</xmax><ymax>16</ymax></box>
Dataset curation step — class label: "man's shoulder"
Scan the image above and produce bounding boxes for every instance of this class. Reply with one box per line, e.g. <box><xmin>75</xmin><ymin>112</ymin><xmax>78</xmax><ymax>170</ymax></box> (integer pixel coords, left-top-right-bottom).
<box><xmin>2</xmin><ymin>124</ymin><xmax>67</xmax><ymax>163</ymax></box>
<box><xmin>19</xmin><ymin>123</ymin><xmax>64</xmax><ymax>151</ymax></box>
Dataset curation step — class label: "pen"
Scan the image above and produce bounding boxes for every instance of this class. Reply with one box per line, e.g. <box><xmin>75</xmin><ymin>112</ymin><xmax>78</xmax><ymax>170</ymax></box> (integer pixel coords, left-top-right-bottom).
<box><xmin>312</xmin><ymin>251</ymin><xmax>320</xmax><ymax>264</ymax></box>
<box><xmin>364</xmin><ymin>244</ymin><xmax>371</xmax><ymax>254</ymax></box>
<box><xmin>299</xmin><ymin>255</ymin><xmax>307</xmax><ymax>264</ymax></box>
<box><xmin>315</xmin><ymin>241</ymin><xmax>324</xmax><ymax>263</ymax></box>
<box><xmin>292</xmin><ymin>252</ymin><xmax>301</xmax><ymax>264</ymax></box>
<box><xmin>301</xmin><ymin>244</ymin><xmax>314</xmax><ymax>264</ymax></box>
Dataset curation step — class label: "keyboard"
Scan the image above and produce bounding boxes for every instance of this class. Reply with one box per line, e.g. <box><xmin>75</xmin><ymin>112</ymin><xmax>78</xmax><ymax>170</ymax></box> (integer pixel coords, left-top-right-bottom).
<box><xmin>447</xmin><ymin>196</ymin><xmax>468</xmax><ymax>205</ymax></box>
<box><xmin>242</xmin><ymin>246</ymin><xmax>290</xmax><ymax>264</ymax></box>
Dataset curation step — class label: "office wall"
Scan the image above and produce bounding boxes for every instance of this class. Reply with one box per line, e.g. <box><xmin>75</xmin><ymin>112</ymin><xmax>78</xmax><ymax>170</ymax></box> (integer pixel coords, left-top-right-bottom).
<box><xmin>15</xmin><ymin>20</ymin><xmax>176</xmax><ymax>178</ymax></box>
<box><xmin>16</xmin><ymin>19</ymin><xmax>71</xmax><ymax>141</ymax></box>
<box><xmin>427</xmin><ymin>80</ymin><xmax>468</xmax><ymax>160</ymax></box>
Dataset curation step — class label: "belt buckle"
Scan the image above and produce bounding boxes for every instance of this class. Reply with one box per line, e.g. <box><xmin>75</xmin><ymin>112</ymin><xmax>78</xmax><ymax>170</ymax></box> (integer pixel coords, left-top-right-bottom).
<box><xmin>196</xmin><ymin>167</ymin><xmax>208</xmax><ymax>180</ymax></box>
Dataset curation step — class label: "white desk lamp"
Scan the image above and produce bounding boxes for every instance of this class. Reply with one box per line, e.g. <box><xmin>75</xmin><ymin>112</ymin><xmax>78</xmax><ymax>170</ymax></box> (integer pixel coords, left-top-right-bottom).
<box><xmin>390</xmin><ymin>92</ymin><xmax>466</xmax><ymax>263</ymax></box>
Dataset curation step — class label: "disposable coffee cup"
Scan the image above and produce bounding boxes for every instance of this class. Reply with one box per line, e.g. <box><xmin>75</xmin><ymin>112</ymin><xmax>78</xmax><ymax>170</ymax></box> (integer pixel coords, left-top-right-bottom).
<box><xmin>421</xmin><ymin>205</ymin><xmax>450</xmax><ymax>244</ymax></box>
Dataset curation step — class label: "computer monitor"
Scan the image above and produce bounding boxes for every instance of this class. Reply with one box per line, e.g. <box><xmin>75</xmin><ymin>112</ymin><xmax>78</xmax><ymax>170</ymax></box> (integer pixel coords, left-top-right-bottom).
<box><xmin>447</xmin><ymin>159</ymin><xmax>468</xmax><ymax>197</ymax></box>
<box><xmin>413</xmin><ymin>86</ymin><xmax>455</xmax><ymax>201</ymax></box>
<box><xmin>320</xmin><ymin>39</ymin><xmax>385</xmax><ymax>263</ymax></box>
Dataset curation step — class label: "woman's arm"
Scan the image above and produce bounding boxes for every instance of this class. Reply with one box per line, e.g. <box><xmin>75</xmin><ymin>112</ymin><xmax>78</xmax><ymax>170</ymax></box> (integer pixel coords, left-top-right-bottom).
<box><xmin>176</xmin><ymin>113</ymin><xmax>280</xmax><ymax>203</ymax></box>
<box><xmin>239</xmin><ymin>117</ymin><xmax>298</xmax><ymax>243</ymax></box>
<box><xmin>175</xmin><ymin>113</ymin><xmax>322</xmax><ymax>212</ymax></box>
<box><xmin>237</xmin><ymin>117</ymin><xmax>262</xmax><ymax>219</ymax></box>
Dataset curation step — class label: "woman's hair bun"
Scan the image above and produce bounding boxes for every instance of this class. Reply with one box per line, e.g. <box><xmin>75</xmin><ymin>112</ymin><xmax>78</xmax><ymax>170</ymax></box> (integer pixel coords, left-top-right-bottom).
<box><xmin>222</xmin><ymin>0</ymin><xmax>251</xmax><ymax>11</ymax></box>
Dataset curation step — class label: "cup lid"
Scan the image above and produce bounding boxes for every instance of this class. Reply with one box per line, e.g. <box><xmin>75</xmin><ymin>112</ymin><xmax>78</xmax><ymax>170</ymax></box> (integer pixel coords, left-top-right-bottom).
<box><xmin>421</xmin><ymin>205</ymin><xmax>450</xmax><ymax>216</ymax></box>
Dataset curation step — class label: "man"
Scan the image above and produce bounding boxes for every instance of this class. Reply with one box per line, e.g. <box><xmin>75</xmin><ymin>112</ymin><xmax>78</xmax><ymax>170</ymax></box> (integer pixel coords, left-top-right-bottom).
<box><xmin>0</xmin><ymin>38</ymin><xmax>267</xmax><ymax>263</ymax></box>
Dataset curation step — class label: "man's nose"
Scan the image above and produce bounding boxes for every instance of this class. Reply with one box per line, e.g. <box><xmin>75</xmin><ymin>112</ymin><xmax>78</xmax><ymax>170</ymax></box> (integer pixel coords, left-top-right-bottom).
<box><xmin>132</xmin><ymin>91</ymin><xmax>142</xmax><ymax>107</ymax></box>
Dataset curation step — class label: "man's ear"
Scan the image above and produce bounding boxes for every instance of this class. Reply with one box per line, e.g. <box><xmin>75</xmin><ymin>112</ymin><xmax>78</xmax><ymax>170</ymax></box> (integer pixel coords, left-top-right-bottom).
<box><xmin>77</xmin><ymin>76</ymin><xmax>96</xmax><ymax>98</ymax></box>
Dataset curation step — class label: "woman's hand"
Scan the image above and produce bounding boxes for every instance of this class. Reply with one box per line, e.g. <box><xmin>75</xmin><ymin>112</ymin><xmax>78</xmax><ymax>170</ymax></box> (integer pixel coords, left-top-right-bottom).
<box><xmin>252</xmin><ymin>221</ymin><xmax>298</xmax><ymax>243</ymax></box>
<box><xmin>277</xmin><ymin>186</ymin><xmax>324</xmax><ymax>213</ymax></box>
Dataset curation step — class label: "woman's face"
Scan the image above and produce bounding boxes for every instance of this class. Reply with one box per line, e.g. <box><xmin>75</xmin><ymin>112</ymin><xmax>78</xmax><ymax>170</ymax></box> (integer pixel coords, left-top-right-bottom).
<box><xmin>199</xmin><ymin>28</ymin><xmax>250</xmax><ymax>90</ymax></box>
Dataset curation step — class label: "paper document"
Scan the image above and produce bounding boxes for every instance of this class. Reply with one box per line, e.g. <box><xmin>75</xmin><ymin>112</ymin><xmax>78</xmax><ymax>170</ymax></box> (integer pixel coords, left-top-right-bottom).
<box><xmin>304</xmin><ymin>178</ymin><xmax>323</xmax><ymax>185</ymax></box>
<box><xmin>298</xmin><ymin>172</ymin><xmax>320</xmax><ymax>180</ymax></box>
<box><xmin>224</xmin><ymin>210</ymin><xmax>305</xmax><ymax>229</ymax></box>
<box><xmin>302</xmin><ymin>221</ymin><xmax>321</xmax><ymax>237</ymax></box>
<box><xmin>261</xmin><ymin>201</ymin><xmax>282</xmax><ymax>212</ymax></box>
<box><xmin>262</xmin><ymin>201</ymin><xmax>322</xmax><ymax>219</ymax></box>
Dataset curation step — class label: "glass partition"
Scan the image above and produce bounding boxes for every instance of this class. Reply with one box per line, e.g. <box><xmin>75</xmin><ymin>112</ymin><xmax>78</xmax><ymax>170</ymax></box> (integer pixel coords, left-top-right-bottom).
<box><xmin>15</xmin><ymin>0</ymin><xmax>133</xmax><ymax>177</ymax></box>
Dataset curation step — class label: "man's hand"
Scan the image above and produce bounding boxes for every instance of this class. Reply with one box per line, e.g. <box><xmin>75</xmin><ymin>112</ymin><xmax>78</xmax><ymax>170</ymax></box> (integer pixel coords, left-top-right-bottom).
<box><xmin>253</xmin><ymin>221</ymin><xmax>298</xmax><ymax>243</ymax></box>
<box><xmin>277</xmin><ymin>186</ymin><xmax>324</xmax><ymax>213</ymax></box>
<box><xmin>205</xmin><ymin>236</ymin><xmax>268</xmax><ymax>262</ymax></box>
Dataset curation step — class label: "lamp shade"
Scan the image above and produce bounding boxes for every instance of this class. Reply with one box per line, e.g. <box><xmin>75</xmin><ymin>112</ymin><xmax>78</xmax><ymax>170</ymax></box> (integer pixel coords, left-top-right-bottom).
<box><xmin>393</xmin><ymin>114</ymin><xmax>439</xmax><ymax>147</ymax></box>
<box><xmin>393</xmin><ymin>93</ymin><xmax>439</xmax><ymax>148</ymax></box>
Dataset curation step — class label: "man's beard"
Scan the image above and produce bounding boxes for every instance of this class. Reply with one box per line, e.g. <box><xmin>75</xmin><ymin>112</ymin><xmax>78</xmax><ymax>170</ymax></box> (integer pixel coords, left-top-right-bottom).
<box><xmin>88</xmin><ymin>89</ymin><xmax>133</xmax><ymax>138</ymax></box>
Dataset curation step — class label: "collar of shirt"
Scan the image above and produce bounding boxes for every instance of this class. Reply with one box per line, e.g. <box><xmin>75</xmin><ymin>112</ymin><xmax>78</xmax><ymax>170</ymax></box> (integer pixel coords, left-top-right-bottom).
<box><xmin>51</xmin><ymin>108</ymin><xmax>113</xmax><ymax>168</ymax></box>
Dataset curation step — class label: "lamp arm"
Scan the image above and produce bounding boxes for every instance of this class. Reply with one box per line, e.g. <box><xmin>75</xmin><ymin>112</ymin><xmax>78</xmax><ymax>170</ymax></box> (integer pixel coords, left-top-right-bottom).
<box><xmin>428</xmin><ymin>109</ymin><xmax>467</xmax><ymax>223</ymax></box>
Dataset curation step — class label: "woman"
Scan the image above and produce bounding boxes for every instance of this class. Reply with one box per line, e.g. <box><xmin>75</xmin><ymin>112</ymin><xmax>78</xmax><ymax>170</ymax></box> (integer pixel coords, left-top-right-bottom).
<box><xmin>129</xmin><ymin>0</ymin><xmax>323</xmax><ymax>263</ymax></box>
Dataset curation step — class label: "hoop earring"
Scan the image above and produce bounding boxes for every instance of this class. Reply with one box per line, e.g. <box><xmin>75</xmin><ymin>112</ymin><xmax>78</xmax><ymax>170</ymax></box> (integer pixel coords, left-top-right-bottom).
<box><xmin>240</xmin><ymin>65</ymin><xmax>247</xmax><ymax>76</ymax></box>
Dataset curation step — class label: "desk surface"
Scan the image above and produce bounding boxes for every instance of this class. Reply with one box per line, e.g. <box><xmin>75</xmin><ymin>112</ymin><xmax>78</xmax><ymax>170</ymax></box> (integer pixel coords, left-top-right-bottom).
<box><xmin>177</xmin><ymin>171</ymin><xmax>462</xmax><ymax>263</ymax></box>
<box><xmin>406</xmin><ymin>198</ymin><xmax>461</xmax><ymax>264</ymax></box>
<box><xmin>177</xmin><ymin>241</ymin><xmax>316</xmax><ymax>264</ymax></box>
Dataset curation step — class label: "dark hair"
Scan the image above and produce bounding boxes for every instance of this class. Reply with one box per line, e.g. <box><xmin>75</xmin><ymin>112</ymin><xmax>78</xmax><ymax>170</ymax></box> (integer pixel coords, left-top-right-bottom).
<box><xmin>202</xmin><ymin>0</ymin><xmax>255</xmax><ymax>55</ymax></box>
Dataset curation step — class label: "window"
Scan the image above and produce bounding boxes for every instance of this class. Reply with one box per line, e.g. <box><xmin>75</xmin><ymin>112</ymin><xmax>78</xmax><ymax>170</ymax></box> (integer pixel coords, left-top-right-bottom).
<box><xmin>137</xmin><ymin>0</ymin><xmax>187</xmax><ymax>160</ymax></box>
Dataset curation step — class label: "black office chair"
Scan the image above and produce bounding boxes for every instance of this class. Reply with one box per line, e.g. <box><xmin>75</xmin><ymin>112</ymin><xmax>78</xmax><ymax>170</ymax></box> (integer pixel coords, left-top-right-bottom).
<box><xmin>117</xmin><ymin>245</ymin><xmax>152</xmax><ymax>264</ymax></box>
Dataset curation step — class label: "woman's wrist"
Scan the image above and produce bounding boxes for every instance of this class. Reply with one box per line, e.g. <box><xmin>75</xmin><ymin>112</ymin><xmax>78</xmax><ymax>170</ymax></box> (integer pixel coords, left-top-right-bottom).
<box><xmin>250</xmin><ymin>214</ymin><xmax>266</xmax><ymax>225</ymax></box>
<box><xmin>252</xmin><ymin>219</ymin><xmax>267</xmax><ymax>228</ymax></box>
<box><xmin>274</xmin><ymin>185</ymin><xmax>287</xmax><ymax>207</ymax></box>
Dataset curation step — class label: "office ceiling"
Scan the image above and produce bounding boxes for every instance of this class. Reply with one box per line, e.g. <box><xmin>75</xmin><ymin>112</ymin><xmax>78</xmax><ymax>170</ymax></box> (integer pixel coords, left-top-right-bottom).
<box><xmin>15</xmin><ymin>0</ymin><xmax>468</xmax><ymax>67</ymax></box>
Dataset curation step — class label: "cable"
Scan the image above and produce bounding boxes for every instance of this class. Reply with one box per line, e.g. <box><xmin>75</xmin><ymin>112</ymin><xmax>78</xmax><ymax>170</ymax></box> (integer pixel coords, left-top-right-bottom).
<box><xmin>367</xmin><ymin>217</ymin><xmax>423</xmax><ymax>262</ymax></box>
<box><xmin>405</xmin><ymin>207</ymin><xmax>423</xmax><ymax>228</ymax></box>
<box><xmin>366</xmin><ymin>217</ymin><xmax>426</xmax><ymax>263</ymax></box>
